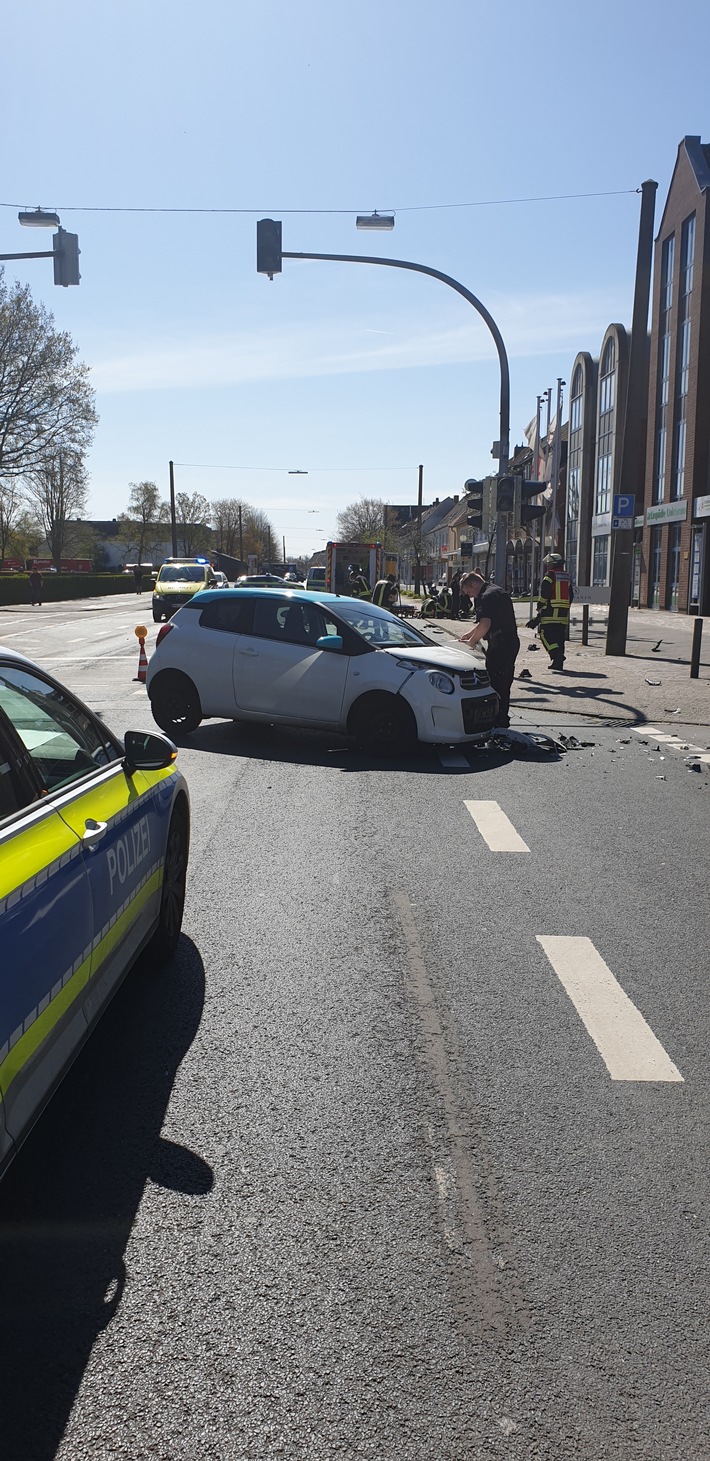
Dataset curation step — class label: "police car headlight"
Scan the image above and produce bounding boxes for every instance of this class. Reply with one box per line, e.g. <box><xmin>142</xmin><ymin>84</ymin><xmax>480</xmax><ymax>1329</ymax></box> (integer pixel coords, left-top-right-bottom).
<box><xmin>427</xmin><ymin>671</ymin><xmax>455</xmax><ymax>695</ymax></box>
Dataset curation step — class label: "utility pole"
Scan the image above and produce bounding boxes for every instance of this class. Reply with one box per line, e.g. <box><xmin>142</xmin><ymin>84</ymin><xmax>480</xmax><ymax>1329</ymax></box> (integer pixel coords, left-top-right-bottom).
<box><xmin>168</xmin><ymin>461</ymin><xmax>178</xmax><ymax>556</ymax></box>
<box><xmin>606</xmin><ymin>179</ymin><xmax>657</xmax><ymax>656</ymax></box>
<box><xmin>238</xmin><ymin>503</ymin><xmax>244</xmax><ymax>566</ymax></box>
<box><xmin>416</xmin><ymin>465</ymin><xmax>424</xmax><ymax>593</ymax></box>
<box><xmin>550</xmin><ymin>377</ymin><xmax>565</xmax><ymax>555</ymax></box>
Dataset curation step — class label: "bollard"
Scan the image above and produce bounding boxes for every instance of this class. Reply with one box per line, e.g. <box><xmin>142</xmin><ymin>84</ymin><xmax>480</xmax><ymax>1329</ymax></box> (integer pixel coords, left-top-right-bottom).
<box><xmin>582</xmin><ymin>604</ymin><xmax>589</xmax><ymax>646</ymax></box>
<box><xmin>690</xmin><ymin>617</ymin><xmax>703</xmax><ymax>679</ymax></box>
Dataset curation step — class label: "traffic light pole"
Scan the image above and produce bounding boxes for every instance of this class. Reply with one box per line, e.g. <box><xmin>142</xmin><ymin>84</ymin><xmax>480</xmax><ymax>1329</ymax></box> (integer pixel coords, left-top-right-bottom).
<box><xmin>281</xmin><ymin>249</ymin><xmax>511</xmax><ymax>584</ymax></box>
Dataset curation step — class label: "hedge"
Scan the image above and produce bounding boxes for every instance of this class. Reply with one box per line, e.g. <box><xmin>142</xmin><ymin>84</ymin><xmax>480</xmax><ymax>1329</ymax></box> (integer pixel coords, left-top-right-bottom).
<box><xmin>0</xmin><ymin>574</ymin><xmax>142</xmax><ymax>606</ymax></box>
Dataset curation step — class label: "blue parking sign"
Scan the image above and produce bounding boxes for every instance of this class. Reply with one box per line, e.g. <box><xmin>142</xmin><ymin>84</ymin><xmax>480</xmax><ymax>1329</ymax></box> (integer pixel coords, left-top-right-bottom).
<box><xmin>613</xmin><ymin>493</ymin><xmax>635</xmax><ymax>519</ymax></box>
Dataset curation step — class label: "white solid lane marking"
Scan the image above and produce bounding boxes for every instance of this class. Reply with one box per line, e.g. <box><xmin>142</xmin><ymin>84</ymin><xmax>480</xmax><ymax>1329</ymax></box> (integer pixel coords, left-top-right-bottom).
<box><xmin>536</xmin><ymin>936</ymin><xmax>683</xmax><ymax>1082</ymax></box>
<box><xmin>438</xmin><ymin>747</ymin><xmax>469</xmax><ymax>768</ymax></box>
<box><xmin>464</xmin><ymin>800</ymin><xmax>530</xmax><ymax>852</ymax></box>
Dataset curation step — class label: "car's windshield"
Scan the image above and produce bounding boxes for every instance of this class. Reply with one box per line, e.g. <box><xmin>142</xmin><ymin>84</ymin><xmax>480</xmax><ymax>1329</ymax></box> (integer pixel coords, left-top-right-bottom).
<box><xmin>160</xmin><ymin>565</ymin><xmax>207</xmax><ymax>583</ymax></box>
<box><xmin>333</xmin><ymin>602</ymin><xmax>436</xmax><ymax>648</ymax></box>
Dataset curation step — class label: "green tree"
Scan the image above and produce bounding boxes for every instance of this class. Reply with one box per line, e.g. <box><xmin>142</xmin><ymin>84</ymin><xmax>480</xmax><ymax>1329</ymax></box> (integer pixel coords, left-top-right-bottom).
<box><xmin>0</xmin><ymin>269</ymin><xmax>97</xmax><ymax>477</ymax></box>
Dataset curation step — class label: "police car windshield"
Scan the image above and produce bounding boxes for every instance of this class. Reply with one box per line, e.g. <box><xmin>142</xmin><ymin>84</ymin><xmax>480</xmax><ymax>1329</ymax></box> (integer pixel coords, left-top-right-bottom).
<box><xmin>160</xmin><ymin>565</ymin><xmax>206</xmax><ymax>582</ymax></box>
<box><xmin>334</xmin><ymin>602</ymin><xmax>435</xmax><ymax>648</ymax></box>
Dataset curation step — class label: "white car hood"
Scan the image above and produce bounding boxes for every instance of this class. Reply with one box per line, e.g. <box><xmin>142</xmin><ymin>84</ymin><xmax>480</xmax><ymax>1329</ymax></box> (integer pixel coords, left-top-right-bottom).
<box><xmin>378</xmin><ymin>643</ymin><xmax>485</xmax><ymax>673</ymax></box>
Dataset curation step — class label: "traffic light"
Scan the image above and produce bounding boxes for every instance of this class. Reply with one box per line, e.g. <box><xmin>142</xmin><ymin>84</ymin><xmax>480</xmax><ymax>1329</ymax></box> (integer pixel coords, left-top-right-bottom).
<box><xmin>257</xmin><ymin>218</ymin><xmax>282</xmax><ymax>278</ymax></box>
<box><xmin>52</xmin><ymin>228</ymin><xmax>80</xmax><ymax>287</ymax></box>
<box><xmin>465</xmin><ymin>478</ymin><xmax>485</xmax><ymax>529</ymax></box>
<box><xmin>496</xmin><ymin>475</ymin><xmax>515</xmax><ymax>514</ymax></box>
<box><xmin>520</xmin><ymin>479</ymin><xmax>547</xmax><ymax>525</ymax></box>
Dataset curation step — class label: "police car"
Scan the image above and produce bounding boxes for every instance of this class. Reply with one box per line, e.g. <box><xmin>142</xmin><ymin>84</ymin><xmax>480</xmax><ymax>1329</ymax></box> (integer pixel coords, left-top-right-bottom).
<box><xmin>0</xmin><ymin>648</ymin><xmax>190</xmax><ymax>1181</ymax></box>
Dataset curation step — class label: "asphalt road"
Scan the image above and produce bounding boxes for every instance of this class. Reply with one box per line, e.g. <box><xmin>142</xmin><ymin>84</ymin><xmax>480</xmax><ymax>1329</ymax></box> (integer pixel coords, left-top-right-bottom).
<box><xmin>1</xmin><ymin>598</ymin><xmax>708</xmax><ymax>1460</ymax></box>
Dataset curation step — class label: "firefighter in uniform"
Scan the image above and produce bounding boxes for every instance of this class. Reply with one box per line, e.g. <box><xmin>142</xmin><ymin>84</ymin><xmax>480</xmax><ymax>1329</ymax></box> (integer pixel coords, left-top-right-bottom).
<box><xmin>348</xmin><ymin>564</ymin><xmax>372</xmax><ymax>600</ymax></box>
<box><xmin>438</xmin><ymin>582</ymin><xmax>453</xmax><ymax>617</ymax></box>
<box><xmin>372</xmin><ymin>573</ymin><xmax>398</xmax><ymax>609</ymax></box>
<box><xmin>530</xmin><ymin>552</ymin><xmax>573</xmax><ymax>671</ymax></box>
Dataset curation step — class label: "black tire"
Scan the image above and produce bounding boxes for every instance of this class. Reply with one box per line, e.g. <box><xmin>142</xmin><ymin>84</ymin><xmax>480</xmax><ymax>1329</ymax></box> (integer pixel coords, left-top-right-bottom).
<box><xmin>149</xmin><ymin>672</ymin><xmax>202</xmax><ymax>736</ymax></box>
<box><xmin>152</xmin><ymin>607</ymin><xmax>163</xmax><ymax>622</ymax></box>
<box><xmin>150</xmin><ymin>800</ymin><xmax>189</xmax><ymax>962</ymax></box>
<box><xmin>350</xmin><ymin>693</ymin><xmax>416</xmax><ymax>754</ymax></box>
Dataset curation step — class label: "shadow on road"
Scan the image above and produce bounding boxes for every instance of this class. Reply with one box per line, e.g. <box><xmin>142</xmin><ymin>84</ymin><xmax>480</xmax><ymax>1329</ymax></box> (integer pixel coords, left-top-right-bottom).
<box><xmin>0</xmin><ymin>937</ymin><xmax>209</xmax><ymax>1461</ymax></box>
<box><xmin>175</xmin><ymin>720</ymin><xmax>566</xmax><ymax>771</ymax></box>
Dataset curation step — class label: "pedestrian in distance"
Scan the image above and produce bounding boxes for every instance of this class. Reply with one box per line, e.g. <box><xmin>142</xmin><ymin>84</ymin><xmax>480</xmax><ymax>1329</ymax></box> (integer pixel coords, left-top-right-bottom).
<box><xmin>133</xmin><ymin>564</ymin><xmax>144</xmax><ymax>595</ymax></box>
<box><xmin>527</xmin><ymin>553</ymin><xmax>573</xmax><ymax>671</ymax></box>
<box><xmin>372</xmin><ymin>573</ymin><xmax>398</xmax><ymax>609</ymax></box>
<box><xmin>459</xmin><ymin>570</ymin><xmax>520</xmax><ymax>729</ymax></box>
<box><xmin>28</xmin><ymin>565</ymin><xmax>43</xmax><ymax>607</ymax></box>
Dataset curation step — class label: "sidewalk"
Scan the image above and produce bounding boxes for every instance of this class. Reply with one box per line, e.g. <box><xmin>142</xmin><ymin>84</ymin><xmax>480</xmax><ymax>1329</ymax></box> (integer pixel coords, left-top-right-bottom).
<box><xmin>431</xmin><ymin>606</ymin><xmax>710</xmax><ymax>729</ymax></box>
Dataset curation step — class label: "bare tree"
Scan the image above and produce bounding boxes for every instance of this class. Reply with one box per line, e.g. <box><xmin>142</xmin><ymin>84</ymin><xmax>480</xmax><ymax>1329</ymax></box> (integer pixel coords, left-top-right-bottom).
<box><xmin>0</xmin><ymin>270</ymin><xmax>97</xmax><ymax>477</ymax></box>
<box><xmin>211</xmin><ymin>497</ymin><xmax>243</xmax><ymax>557</ymax></box>
<box><xmin>23</xmin><ymin>451</ymin><xmax>89</xmax><ymax>569</ymax></box>
<box><xmin>175</xmin><ymin>491</ymin><xmax>212</xmax><ymax>556</ymax></box>
<box><xmin>121</xmin><ymin>480</ymin><xmax>169</xmax><ymax>563</ymax></box>
<box><xmin>0</xmin><ymin>476</ymin><xmax>24</xmax><ymax>563</ymax></box>
<box><xmin>336</xmin><ymin>496</ymin><xmax>385</xmax><ymax>541</ymax></box>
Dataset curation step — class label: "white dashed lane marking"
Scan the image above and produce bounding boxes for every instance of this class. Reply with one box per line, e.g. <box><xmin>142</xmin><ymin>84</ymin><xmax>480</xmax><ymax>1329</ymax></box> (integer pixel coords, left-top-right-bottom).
<box><xmin>464</xmin><ymin>800</ymin><xmax>530</xmax><ymax>852</ymax></box>
<box><xmin>537</xmin><ymin>936</ymin><xmax>683</xmax><ymax>1083</ymax></box>
<box><xmin>634</xmin><ymin>727</ymin><xmax>710</xmax><ymax>763</ymax></box>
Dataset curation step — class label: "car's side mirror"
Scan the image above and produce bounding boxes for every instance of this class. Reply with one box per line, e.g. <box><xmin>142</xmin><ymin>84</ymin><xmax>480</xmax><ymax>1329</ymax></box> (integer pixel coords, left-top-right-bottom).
<box><xmin>315</xmin><ymin>634</ymin><xmax>343</xmax><ymax>652</ymax></box>
<box><xmin>123</xmin><ymin>730</ymin><xmax>178</xmax><ymax>772</ymax></box>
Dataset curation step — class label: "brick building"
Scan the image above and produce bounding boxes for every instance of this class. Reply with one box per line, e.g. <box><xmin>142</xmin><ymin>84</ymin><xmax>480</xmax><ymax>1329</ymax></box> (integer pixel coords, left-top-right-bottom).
<box><xmin>640</xmin><ymin>135</ymin><xmax>710</xmax><ymax>613</ymax></box>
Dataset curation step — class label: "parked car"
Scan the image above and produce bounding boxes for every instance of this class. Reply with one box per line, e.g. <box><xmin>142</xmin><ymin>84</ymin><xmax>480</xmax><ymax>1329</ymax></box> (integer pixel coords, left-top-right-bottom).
<box><xmin>305</xmin><ymin>566</ymin><xmax>326</xmax><ymax>591</ymax></box>
<box><xmin>0</xmin><ymin>647</ymin><xmax>190</xmax><ymax>1180</ymax></box>
<box><xmin>146</xmin><ymin>587</ymin><xmax>498</xmax><ymax>750</ymax></box>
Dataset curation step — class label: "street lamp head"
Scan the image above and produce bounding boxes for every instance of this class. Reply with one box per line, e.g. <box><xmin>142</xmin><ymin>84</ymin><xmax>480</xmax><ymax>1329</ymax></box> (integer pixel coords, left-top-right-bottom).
<box><xmin>356</xmin><ymin>212</ymin><xmax>395</xmax><ymax>231</ymax></box>
<box><xmin>18</xmin><ymin>208</ymin><xmax>61</xmax><ymax>229</ymax></box>
<box><xmin>288</xmin><ymin>469</ymin><xmax>308</xmax><ymax>475</ymax></box>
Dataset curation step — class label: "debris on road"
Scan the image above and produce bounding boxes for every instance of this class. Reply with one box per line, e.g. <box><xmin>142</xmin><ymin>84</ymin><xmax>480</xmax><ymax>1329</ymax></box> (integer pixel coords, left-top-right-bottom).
<box><xmin>652</xmin><ymin>640</ymin><xmax>663</xmax><ymax>652</ymax></box>
<box><xmin>645</xmin><ymin>677</ymin><xmax>661</xmax><ymax>685</ymax></box>
<box><xmin>519</xmin><ymin>668</ymin><xmax>533</xmax><ymax>679</ymax></box>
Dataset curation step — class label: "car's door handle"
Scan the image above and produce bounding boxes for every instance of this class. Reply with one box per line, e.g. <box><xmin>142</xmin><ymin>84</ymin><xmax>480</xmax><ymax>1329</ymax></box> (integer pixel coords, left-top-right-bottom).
<box><xmin>238</xmin><ymin>648</ymin><xmax>258</xmax><ymax>656</ymax></box>
<box><xmin>83</xmin><ymin>818</ymin><xmax>108</xmax><ymax>846</ymax></box>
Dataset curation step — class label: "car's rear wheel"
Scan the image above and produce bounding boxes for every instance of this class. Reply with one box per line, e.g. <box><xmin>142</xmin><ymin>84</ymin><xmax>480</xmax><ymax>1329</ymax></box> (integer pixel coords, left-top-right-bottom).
<box><xmin>150</xmin><ymin>800</ymin><xmax>189</xmax><ymax>962</ymax></box>
<box><xmin>350</xmin><ymin>693</ymin><xmax>416</xmax><ymax>754</ymax></box>
<box><xmin>149</xmin><ymin>672</ymin><xmax>202</xmax><ymax>735</ymax></box>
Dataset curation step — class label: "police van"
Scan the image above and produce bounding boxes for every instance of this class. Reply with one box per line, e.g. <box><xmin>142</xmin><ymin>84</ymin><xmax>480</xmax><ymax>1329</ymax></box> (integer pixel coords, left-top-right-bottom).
<box><xmin>152</xmin><ymin>557</ymin><xmax>218</xmax><ymax>622</ymax></box>
<box><xmin>0</xmin><ymin>648</ymin><xmax>190</xmax><ymax>1180</ymax></box>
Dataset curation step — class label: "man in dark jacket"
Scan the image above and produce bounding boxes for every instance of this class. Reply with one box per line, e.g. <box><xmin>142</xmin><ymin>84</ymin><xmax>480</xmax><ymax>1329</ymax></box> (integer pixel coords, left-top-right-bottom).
<box><xmin>459</xmin><ymin>570</ymin><xmax>520</xmax><ymax>728</ymax></box>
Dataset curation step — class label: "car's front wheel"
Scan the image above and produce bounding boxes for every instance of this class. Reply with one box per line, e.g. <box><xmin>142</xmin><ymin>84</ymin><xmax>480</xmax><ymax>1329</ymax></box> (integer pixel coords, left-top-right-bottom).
<box><xmin>150</xmin><ymin>799</ymin><xmax>189</xmax><ymax>961</ymax></box>
<box><xmin>349</xmin><ymin>692</ymin><xmax>416</xmax><ymax>754</ymax></box>
<box><xmin>149</xmin><ymin>671</ymin><xmax>202</xmax><ymax>736</ymax></box>
<box><xmin>152</xmin><ymin>606</ymin><xmax>163</xmax><ymax>622</ymax></box>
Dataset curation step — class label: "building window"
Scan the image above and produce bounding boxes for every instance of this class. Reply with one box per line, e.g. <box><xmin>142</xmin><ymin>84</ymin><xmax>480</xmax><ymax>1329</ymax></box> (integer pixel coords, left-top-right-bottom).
<box><xmin>666</xmin><ymin>523</ymin><xmax>682</xmax><ymax>609</ymax></box>
<box><xmin>649</xmin><ymin>526</ymin><xmax>662</xmax><ymax>607</ymax></box>
<box><xmin>592</xmin><ymin>535</ymin><xmax>609</xmax><ymax>585</ymax></box>
<box><xmin>653</xmin><ymin>234</ymin><xmax>675</xmax><ymax>505</ymax></box>
<box><xmin>671</xmin><ymin>214</ymin><xmax>695</xmax><ymax>501</ymax></box>
<box><xmin>595</xmin><ymin>338</ymin><xmax>615</xmax><ymax>516</ymax></box>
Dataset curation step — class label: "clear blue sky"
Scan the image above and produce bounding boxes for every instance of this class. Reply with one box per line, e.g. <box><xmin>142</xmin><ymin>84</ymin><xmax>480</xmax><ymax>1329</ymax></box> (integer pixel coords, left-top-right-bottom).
<box><xmin>3</xmin><ymin>0</ymin><xmax>708</xmax><ymax>558</ymax></box>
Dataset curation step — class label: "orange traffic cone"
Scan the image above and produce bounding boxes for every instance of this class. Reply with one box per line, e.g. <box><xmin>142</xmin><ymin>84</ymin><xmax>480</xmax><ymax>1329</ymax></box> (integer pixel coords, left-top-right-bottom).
<box><xmin>134</xmin><ymin>635</ymin><xmax>149</xmax><ymax>683</ymax></box>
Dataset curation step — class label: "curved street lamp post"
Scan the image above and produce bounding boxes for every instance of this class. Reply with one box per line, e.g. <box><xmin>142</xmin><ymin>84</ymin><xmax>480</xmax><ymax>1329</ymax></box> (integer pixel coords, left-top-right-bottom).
<box><xmin>258</xmin><ymin>224</ymin><xmax>511</xmax><ymax>585</ymax></box>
